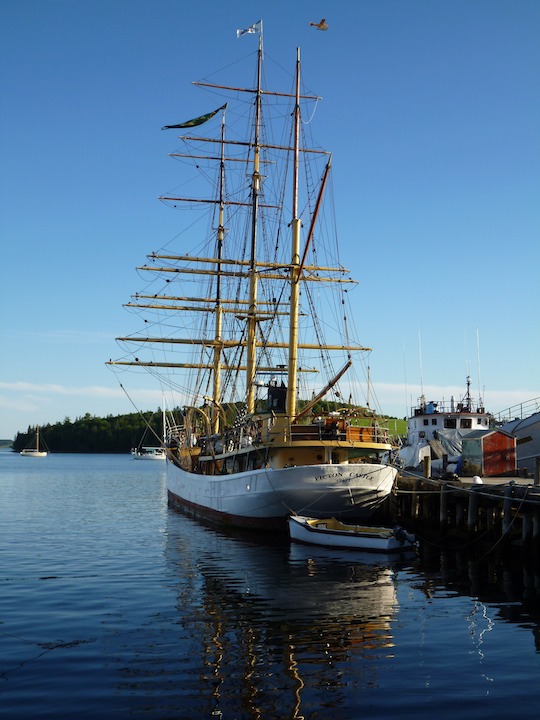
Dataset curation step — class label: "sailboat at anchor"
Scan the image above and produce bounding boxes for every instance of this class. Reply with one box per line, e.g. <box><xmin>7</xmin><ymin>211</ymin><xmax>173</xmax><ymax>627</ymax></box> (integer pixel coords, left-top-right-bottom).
<box><xmin>109</xmin><ymin>29</ymin><xmax>397</xmax><ymax>530</ymax></box>
<box><xmin>20</xmin><ymin>426</ymin><xmax>48</xmax><ymax>457</ymax></box>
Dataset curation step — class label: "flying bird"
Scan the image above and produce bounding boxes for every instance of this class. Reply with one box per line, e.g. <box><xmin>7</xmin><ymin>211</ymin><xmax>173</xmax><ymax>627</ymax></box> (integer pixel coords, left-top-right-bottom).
<box><xmin>310</xmin><ymin>18</ymin><xmax>328</xmax><ymax>31</ymax></box>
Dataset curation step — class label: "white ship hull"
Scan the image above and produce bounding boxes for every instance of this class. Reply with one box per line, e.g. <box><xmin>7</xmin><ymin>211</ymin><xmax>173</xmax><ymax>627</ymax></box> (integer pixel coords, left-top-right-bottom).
<box><xmin>500</xmin><ymin>411</ymin><xmax>540</xmax><ymax>475</ymax></box>
<box><xmin>167</xmin><ymin>462</ymin><xmax>397</xmax><ymax>530</ymax></box>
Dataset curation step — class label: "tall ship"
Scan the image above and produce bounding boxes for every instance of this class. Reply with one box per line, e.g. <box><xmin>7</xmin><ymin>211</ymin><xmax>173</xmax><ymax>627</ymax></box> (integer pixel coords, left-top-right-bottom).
<box><xmin>109</xmin><ymin>28</ymin><xmax>397</xmax><ymax>529</ymax></box>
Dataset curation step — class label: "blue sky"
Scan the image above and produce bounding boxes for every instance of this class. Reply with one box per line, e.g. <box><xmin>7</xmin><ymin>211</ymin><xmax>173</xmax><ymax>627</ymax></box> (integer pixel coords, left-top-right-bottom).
<box><xmin>1</xmin><ymin>0</ymin><xmax>538</xmax><ymax>439</ymax></box>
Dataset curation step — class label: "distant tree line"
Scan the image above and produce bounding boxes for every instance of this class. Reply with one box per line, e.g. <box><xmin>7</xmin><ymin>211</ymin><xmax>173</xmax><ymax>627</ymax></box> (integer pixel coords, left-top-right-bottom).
<box><xmin>12</xmin><ymin>410</ymin><xmax>169</xmax><ymax>454</ymax></box>
<box><xmin>11</xmin><ymin>402</ymin><xmax>403</xmax><ymax>454</ymax></box>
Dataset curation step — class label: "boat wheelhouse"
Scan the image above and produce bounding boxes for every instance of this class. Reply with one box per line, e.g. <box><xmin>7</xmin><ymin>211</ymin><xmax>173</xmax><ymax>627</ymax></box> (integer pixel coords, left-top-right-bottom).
<box><xmin>398</xmin><ymin>376</ymin><xmax>492</xmax><ymax>471</ymax></box>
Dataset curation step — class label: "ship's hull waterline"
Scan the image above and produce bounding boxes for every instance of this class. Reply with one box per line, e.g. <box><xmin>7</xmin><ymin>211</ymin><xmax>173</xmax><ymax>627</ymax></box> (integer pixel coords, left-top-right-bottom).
<box><xmin>166</xmin><ymin>462</ymin><xmax>397</xmax><ymax>530</ymax></box>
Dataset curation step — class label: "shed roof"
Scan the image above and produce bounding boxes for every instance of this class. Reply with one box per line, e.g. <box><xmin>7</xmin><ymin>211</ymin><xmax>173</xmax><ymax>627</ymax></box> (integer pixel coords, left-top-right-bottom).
<box><xmin>463</xmin><ymin>429</ymin><xmax>515</xmax><ymax>440</ymax></box>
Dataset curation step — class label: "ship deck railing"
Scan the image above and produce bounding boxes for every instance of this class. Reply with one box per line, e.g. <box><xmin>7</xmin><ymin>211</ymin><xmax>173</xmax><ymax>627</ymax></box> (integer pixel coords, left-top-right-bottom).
<box><xmin>412</xmin><ymin>402</ymin><xmax>488</xmax><ymax>416</ymax></box>
<box><xmin>289</xmin><ymin>422</ymin><xmax>389</xmax><ymax>444</ymax></box>
<box><xmin>492</xmin><ymin>397</ymin><xmax>540</xmax><ymax>424</ymax></box>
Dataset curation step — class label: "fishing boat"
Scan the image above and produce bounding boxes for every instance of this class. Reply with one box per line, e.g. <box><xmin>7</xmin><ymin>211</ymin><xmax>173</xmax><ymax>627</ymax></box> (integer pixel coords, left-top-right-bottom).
<box><xmin>20</xmin><ymin>426</ymin><xmax>48</xmax><ymax>457</ymax></box>
<box><xmin>288</xmin><ymin>515</ymin><xmax>416</xmax><ymax>552</ymax></box>
<box><xmin>132</xmin><ymin>446</ymin><xmax>166</xmax><ymax>460</ymax></box>
<box><xmin>132</xmin><ymin>407</ymin><xmax>167</xmax><ymax>460</ymax></box>
<box><xmin>397</xmin><ymin>376</ymin><xmax>492</xmax><ymax>474</ymax></box>
<box><xmin>108</xmin><ymin>27</ymin><xmax>397</xmax><ymax>530</ymax></box>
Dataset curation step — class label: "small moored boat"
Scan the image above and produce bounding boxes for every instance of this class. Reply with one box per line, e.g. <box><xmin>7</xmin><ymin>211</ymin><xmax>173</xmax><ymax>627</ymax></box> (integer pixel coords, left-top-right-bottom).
<box><xmin>288</xmin><ymin>515</ymin><xmax>416</xmax><ymax>552</ymax></box>
<box><xmin>20</xmin><ymin>426</ymin><xmax>48</xmax><ymax>458</ymax></box>
<box><xmin>132</xmin><ymin>406</ymin><xmax>168</xmax><ymax>460</ymax></box>
<box><xmin>132</xmin><ymin>446</ymin><xmax>167</xmax><ymax>460</ymax></box>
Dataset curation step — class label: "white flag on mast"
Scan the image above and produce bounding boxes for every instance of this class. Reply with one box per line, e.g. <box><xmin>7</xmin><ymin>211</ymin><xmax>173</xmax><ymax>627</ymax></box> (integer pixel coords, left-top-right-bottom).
<box><xmin>236</xmin><ymin>20</ymin><xmax>261</xmax><ymax>38</ymax></box>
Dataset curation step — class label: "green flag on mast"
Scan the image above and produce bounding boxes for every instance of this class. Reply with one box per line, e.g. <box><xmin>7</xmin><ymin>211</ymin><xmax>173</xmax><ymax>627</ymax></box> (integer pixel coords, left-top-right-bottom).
<box><xmin>162</xmin><ymin>103</ymin><xmax>227</xmax><ymax>130</ymax></box>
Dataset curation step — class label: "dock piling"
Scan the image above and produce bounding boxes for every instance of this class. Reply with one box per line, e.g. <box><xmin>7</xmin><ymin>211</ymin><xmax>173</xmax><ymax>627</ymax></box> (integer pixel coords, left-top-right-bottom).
<box><xmin>503</xmin><ymin>482</ymin><xmax>515</xmax><ymax>535</ymax></box>
<box><xmin>467</xmin><ymin>486</ymin><xmax>480</xmax><ymax>532</ymax></box>
<box><xmin>439</xmin><ymin>482</ymin><xmax>448</xmax><ymax>527</ymax></box>
<box><xmin>393</xmin><ymin>474</ymin><xmax>539</xmax><ymax>556</ymax></box>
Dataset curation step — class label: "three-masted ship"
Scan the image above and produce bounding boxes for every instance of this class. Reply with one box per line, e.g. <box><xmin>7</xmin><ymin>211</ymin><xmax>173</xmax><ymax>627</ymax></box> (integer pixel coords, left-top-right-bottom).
<box><xmin>109</xmin><ymin>31</ymin><xmax>397</xmax><ymax>529</ymax></box>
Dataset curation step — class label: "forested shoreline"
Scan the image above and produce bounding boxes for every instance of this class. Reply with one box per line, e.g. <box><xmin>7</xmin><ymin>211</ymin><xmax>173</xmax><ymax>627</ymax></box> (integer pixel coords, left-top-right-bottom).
<box><xmin>11</xmin><ymin>410</ymin><xmax>168</xmax><ymax>454</ymax></box>
<box><xmin>10</xmin><ymin>403</ymin><xmax>404</xmax><ymax>454</ymax></box>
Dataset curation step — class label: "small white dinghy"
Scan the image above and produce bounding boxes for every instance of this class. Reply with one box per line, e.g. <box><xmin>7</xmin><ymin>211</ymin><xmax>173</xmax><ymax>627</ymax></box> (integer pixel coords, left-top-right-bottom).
<box><xmin>288</xmin><ymin>515</ymin><xmax>417</xmax><ymax>553</ymax></box>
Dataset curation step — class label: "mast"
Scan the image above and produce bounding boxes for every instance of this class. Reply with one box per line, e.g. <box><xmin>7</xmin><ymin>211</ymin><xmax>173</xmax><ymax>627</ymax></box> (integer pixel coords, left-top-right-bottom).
<box><xmin>162</xmin><ymin>405</ymin><xmax>166</xmax><ymax>445</ymax></box>
<box><xmin>108</xmin><ymin>45</ymin><xmax>367</xmax><ymax>420</ymax></box>
<box><xmin>211</xmin><ymin>111</ymin><xmax>226</xmax><ymax>433</ymax></box>
<box><xmin>286</xmin><ymin>48</ymin><xmax>302</xmax><ymax>419</ymax></box>
<box><xmin>245</xmin><ymin>35</ymin><xmax>263</xmax><ymax>414</ymax></box>
<box><xmin>464</xmin><ymin>375</ymin><xmax>472</xmax><ymax>411</ymax></box>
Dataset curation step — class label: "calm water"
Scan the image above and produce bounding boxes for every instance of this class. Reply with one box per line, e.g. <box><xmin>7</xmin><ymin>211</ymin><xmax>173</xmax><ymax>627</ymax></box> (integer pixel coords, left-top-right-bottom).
<box><xmin>1</xmin><ymin>452</ymin><xmax>539</xmax><ymax>719</ymax></box>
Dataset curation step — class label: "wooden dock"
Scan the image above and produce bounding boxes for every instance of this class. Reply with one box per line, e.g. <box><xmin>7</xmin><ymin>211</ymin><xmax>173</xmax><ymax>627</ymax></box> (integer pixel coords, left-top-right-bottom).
<box><xmin>381</xmin><ymin>470</ymin><xmax>540</xmax><ymax>556</ymax></box>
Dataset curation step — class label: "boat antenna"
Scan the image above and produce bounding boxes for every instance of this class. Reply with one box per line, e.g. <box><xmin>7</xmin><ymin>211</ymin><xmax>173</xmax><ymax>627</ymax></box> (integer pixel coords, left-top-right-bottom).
<box><xmin>476</xmin><ymin>327</ymin><xmax>483</xmax><ymax>407</ymax></box>
<box><xmin>403</xmin><ymin>344</ymin><xmax>409</xmax><ymax>417</ymax></box>
<box><xmin>418</xmin><ymin>330</ymin><xmax>425</xmax><ymax>408</ymax></box>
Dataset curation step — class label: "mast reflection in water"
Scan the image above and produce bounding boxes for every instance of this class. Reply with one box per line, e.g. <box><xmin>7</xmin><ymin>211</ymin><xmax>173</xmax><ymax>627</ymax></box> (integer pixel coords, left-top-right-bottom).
<box><xmin>163</xmin><ymin>516</ymin><xmax>403</xmax><ymax>717</ymax></box>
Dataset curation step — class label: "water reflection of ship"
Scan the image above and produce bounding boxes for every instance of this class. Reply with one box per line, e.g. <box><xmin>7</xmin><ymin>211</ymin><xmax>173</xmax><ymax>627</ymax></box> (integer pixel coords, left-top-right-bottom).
<box><xmin>165</xmin><ymin>511</ymin><xmax>405</xmax><ymax>716</ymax></box>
